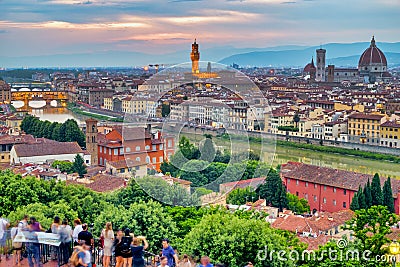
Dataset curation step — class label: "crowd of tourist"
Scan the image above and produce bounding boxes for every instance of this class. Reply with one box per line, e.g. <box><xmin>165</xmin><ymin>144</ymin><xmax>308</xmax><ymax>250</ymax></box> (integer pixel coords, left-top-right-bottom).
<box><xmin>0</xmin><ymin>214</ymin><xmax>249</xmax><ymax>267</ymax></box>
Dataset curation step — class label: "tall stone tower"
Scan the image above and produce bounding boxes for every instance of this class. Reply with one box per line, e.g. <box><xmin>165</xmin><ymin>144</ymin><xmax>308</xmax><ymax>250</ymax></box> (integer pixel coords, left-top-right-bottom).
<box><xmin>190</xmin><ymin>39</ymin><xmax>200</xmax><ymax>74</ymax></box>
<box><xmin>316</xmin><ymin>48</ymin><xmax>326</xmax><ymax>82</ymax></box>
<box><xmin>85</xmin><ymin>118</ymin><xmax>98</xmax><ymax>166</ymax></box>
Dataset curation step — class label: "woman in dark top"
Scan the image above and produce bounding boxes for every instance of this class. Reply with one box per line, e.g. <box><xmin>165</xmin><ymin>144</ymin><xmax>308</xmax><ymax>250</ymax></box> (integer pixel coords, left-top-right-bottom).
<box><xmin>131</xmin><ymin>236</ymin><xmax>149</xmax><ymax>267</ymax></box>
<box><xmin>113</xmin><ymin>229</ymin><xmax>124</xmax><ymax>267</ymax></box>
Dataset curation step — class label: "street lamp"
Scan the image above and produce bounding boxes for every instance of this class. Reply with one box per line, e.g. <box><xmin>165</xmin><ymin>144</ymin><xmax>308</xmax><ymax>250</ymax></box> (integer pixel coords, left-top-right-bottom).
<box><xmin>389</xmin><ymin>240</ymin><xmax>400</xmax><ymax>267</ymax></box>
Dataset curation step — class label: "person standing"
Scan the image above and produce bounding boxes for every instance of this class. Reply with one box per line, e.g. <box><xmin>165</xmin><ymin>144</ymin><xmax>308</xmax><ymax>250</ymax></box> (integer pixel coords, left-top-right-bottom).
<box><xmin>113</xmin><ymin>229</ymin><xmax>125</xmax><ymax>267</ymax></box>
<box><xmin>0</xmin><ymin>213</ymin><xmax>10</xmax><ymax>262</ymax></box>
<box><xmin>100</xmin><ymin>222</ymin><xmax>114</xmax><ymax>267</ymax></box>
<box><xmin>27</xmin><ymin>217</ymin><xmax>43</xmax><ymax>267</ymax></box>
<box><xmin>77</xmin><ymin>224</ymin><xmax>94</xmax><ymax>250</ymax></box>
<box><xmin>76</xmin><ymin>241</ymin><xmax>92</xmax><ymax>267</ymax></box>
<box><xmin>131</xmin><ymin>236</ymin><xmax>149</xmax><ymax>267</ymax></box>
<box><xmin>11</xmin><ymin>221</ymin><xmax>22</xmax><ymax>266</ymax></box>
<box><xmin>120</xmin><ymin>228</ymin><xmax>133</xmax><ymax>267</ymax></box>
<box><xmin>198</xmin><ymin>256</ymin><xmax>213</xmax><ymax>267</ymax></box>
<box><xmin>50</xmin><ymin>216</ymin><xmax>60</xmax><ymax>260</ymax></box>
<box><xmin>73</xmin><ymin>219</ymin><xmax>83</xmax><ymax>246</ymax></box>
<box><xmin>59</xmin><ymin>218</ymin><xmax>72</xmax><ymax>264</ymax></box>
<box><xmin>162</xmin><ymin>239</ymin><xmax>179</xmax><ymax>267</ymax></box>
<box><xmin>159</xmin><ymin>256</ymin><xmax>170</xmax><ymax>267</ymax></box>
<box><xmin>179</xmin><ymin>254</ymin><xmax>193</xmax><ymax>267</ymax></box>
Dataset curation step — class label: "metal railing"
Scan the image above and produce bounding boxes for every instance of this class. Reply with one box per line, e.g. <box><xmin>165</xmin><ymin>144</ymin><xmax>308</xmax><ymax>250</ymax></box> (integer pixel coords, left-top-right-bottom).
<box><xmin>4</xmin><ymin>231</ymin><xmax>157</xmax><ymax>267</ymax></box>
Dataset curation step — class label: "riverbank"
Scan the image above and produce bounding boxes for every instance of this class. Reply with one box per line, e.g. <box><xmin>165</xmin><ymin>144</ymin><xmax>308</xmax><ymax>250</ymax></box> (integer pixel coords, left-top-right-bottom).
<box><xmin>218</xmin><ymin>133</ymin><xmax>400</xmax><ymax>164</ymax></box>
<box><xmin>67</xmin><ymin>103</ymin><xmax>124</xmax><ymax>122</ymax></box>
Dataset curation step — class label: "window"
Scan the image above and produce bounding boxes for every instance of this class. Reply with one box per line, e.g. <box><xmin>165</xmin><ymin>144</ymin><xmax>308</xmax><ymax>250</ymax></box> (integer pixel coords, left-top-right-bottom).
<box><xmin>168</xmin><ymin>140</ymin><xmax>172</xmax><ymax>148</ymax></box>
<box><xmin>296</xmin><ymin>180</ymin><xmax>299</xmax><ymax>185</ymax></box>
<box><xmin>304</xmin><ymin>193</ymin><xmax>308</xmax><ymax>199</ymax></box>
<box><xmin>314</xmin><ymin>195</ymin><xmax>317</xmax><ymax>202</ymax></box>
<box><xmin>136</xmin><ymin>157</ymin><xmax>140</xmax><ymax>161</ymax></box>
<box><xmin>126</xmin><ymin>147</ymin><xmax>131</xmax><ymax>153</ymax></box>
<box><xmin>333</xmin><ymin>199</ymin><xmax>336</xmax><ymax>206</ymax></box>
<box><xmin>343</xmin><ymin>189</ymin><xmax>347</xmax><ymax>195</ymax></box>
<box><xmin>296</xmin><ymin>192</ymin><xmax>299</xmax><ymax>196</ymax></box>
<box><xmin>145</xmin><ymin>145</ymin><xmax>150</xmax><ymax>150</ymax></box>
<box><xmin>99</xmin><ymin>158</ymin><xmax>103</xmax><ymax>165</ymax></box>
<box><xmin>109</xmin><ymin>149</ymin><xmax>111</xmax><ymax>155</ymax></box>
<box><xmin>305</xmin><ymin>182</ymin><xmax>308</xmax><ymax>187</ymax></box>
<box><xmin>100</xmin><ymin>146</ymin><xmax>102</xmax><ymax>153</ymax></box>
<box><xmin>324</xmin><ymin>185</ymin><xmax>327</xmax><ymax>191</ymax></box>
<box><xmin>146</xmin><ymin>156</ymin><xmax>150</xmax><ymax>163</ymax></box>
<box><xmin>287</xmin><ymin>178</ymin><xmax>290</xmax><ymax>184</ymax></box>
<box><xmin>152</xmin><ymin>145</ymin><xmax>157</xmax><ymax>150</ymax></box>
<box><xmin>323</xmin><ymin>197</ymin><xmax>327</xmax><ymax>204</ymax></box>
<box><xmin>136</xmin><ymin>146</ymin><xmax>140</xmax><ymax>151</ymax></box>
<box><xmin>159</xmin><ymin>156</ymin><xmax>163</xmax><ymax>162</ymax></box>
<box><xmin>114</xmin><ymin>148</ymin><xmax>118</xmax><ymax>155</ymax></box>
<box><xmin>152</xmin><ymin>157</ymin><xmax>156</xmax><ymax>163</ymax></box>
<box><xmin>120</xmin><ymin>148</ymin><xmax>124</xmax><ymax>154</ymax></box>
<box><xmin>159</xmin><ymin>144</ymin><xmax>163</xmax><ymax>150</ymax></box>
<box><xmin>343</xmin><ymin>202</ymin><xmax>347</xmax><ymax>208</ymax></box>
<box><xmin>86</xmin><ymin>160</ymin><xmax>89</xmax><ymax>164</ymax></box>
<box><xmin>314</xmin><ymin>183</ymin><xmax>317</xmax><ymax>189</ymax></box>
<box><xmin>135</xmin><ymin>166</ymin><xmax>140</xmax><ymax>171</ymax></box>
<box><xmin>333</xmin><ymin>187</ymin><xmax>336</xmax><ymax>193</ymax></box>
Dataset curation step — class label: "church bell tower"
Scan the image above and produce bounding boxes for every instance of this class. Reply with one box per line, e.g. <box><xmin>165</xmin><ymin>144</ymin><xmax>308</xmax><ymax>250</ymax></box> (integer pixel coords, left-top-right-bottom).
<box><xmin>85</xmin><ymin>118</ymin><xmax>98</xmax><ymax>166</ymax></box>
<box><xmin>190</xmin><ymin>39</ymin><xmax>200</xmax><ymax>74</ymax></box>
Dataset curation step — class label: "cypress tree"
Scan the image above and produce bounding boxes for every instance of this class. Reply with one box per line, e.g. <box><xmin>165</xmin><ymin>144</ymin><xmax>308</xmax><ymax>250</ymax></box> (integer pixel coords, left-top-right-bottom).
<box><xmin>364</xmin><ymin>179</ymin><xmax>373</xmax><ymax>208</ymax></box>
<box><xmin>383</xmin><ymin>177</ymin><xmax>395</xmax><ymax>213</ymax></box>
<box><xmin>371</xmin><ymin>173</ymin><xmax>383</xmax><ymax>206</ymax></box>
<box><xmin>350</xmin><ymin>192</ymin><xmax>360</xmax><ymax>211</ymax></box>
<box><xmin>358</xmin><ymin>185</ymin><xmax>367</xmax><ymax>209</ymax></box>
<box><xmin>73</xmin><ymin>154</ymin><xmax>87</xmax><ymax>178</ymax></box>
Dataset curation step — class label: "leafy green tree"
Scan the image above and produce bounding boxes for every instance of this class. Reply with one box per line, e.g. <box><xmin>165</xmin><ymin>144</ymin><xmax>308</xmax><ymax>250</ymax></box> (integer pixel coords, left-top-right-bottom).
<box><xmin>350</xmin><ymin>191</ymin><xmax>359</xmax><ymax>211</ymax></box>
<box><xmin>202</xmin><ymin>162</ymin><xmax>227</xmax><ymax>184</ymax></box>
<box><xmin>214</xmin><ymin>150</ymin><xmax>230</xmax><ymax>163</ymax></box>
<box><xmin>178</xmin><ymin>136</ymin><xmax>199</xmax><ymax>160</ymax></box>
<box><xmin>256</xmin><ymin>169</ymin><xmax>288</xmax><ymax>211</ymax></box>
<box><xmin>194</xmin><ymin>187</ymin><xmax>213</xmax><ymax>197</ymax></box>
<box><xmin>179</xmin><ymin>160</ymin><xmax>208</xmax><ymax>187</ymax></box>
<box><xmin>345</xmin><ymin>205</ymin><xmax>397</xmax><ymax>261</ymax></box>
<box><xmin>382</xmin><ymin>177</ymin><xmax>395</xmax><ymax>213</ymax></box>
<box><xmin>51</xmin><ymin>160</ymin><xmax>74</xmax><ymax>173</ymax></box>
<box><xmin>127</xmin><ymin>200</ymin><xmax>178</xmax><ymax>253</ymax></box>
<box><xmin>371</xmin><ymin>173</ymin><xmax>383</xmax><ymax>206</ymax></box>
<box><xmin>135</xmin><ymin>176</ymin><xmax>201</xmax><ymax>206</ymax></box>
<box><xmin>73</xmin><ymin>154</ymin><xmax>87</xmax><ymax>177</ymax></box>
<box><xmin>199</xmin><ymin>136</ymin><xmax>216</xmax><ymax>162</ymax></box>
<box><xmin>287</xmin><ymin>193</ymin><xmax>310</xmax><ymax>213</ymax></box>
<box><xmin>107</xmin><ymin>179</ymin><xmax>151</xmax><ymax>208</ymax></box>
<box><xmin>227</xmin><ymin>187</ymin><xmax>258</xmax><ymax>205</ymax></box>
<box><xmin>363</xmin><ymin>179</ymin><xmax>372</xmax><ymax>207</ymax></box>
<box><xmin>161</xmin><ymin>103</ymin><xmax>170</xmax><ymax>117</ymax></box>
<box><xmin>181</xmin><ymin>213</ymin><xmax>303</xmax><ymax>267</ymax></box>
<box><xmin>358</xmin><ymin>185</ymin><xmax>367</xmax><ymax>209</ymax></box>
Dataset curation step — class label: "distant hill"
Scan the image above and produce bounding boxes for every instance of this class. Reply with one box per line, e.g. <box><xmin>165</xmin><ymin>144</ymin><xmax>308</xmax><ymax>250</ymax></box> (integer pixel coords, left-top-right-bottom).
<box><xmin>219</xmin><ymin>42</ymin><xmax>400</xmax><ymax>67</ymax></box>
<box><xmin>1</xmin><ymin>42</ymin><xmax>399</xmax><ymax>68</ymax></box>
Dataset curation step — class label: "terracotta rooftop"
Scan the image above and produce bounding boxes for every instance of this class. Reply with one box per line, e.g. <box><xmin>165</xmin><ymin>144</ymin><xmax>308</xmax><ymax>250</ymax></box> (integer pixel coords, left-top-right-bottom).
<box><xmin>348</xmin><ymin>112</ymin><xmax>385</xmax><ymax>120</ymax></box>
<box><xmin>281</xmin><ymin>162</ymin><xmax>400</xmax><ymax>197</ymax></box>
<box><xmin>13</xmin><ymin>140</ymin><xmax>83</xmax><ymax>157</ymax></box>
<box><xmin>67</xmin><ymin>174</ymin><xmax>125</xmax><ymax>192</ymax></box>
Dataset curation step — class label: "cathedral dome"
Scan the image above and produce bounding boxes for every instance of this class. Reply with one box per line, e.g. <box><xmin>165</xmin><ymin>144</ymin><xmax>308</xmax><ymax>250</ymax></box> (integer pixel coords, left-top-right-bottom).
<box><xmin>358</xmin><ymin>36</ymin><xmax>387</xmax><ymax>67</ymax></box>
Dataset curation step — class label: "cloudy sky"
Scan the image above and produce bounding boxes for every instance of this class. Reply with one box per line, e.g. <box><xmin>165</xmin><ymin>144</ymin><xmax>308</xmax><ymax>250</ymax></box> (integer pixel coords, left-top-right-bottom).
<box><xmin>0</xmin><ymin>0</ymin><xmax>399</xmax><ymax>57</ymax></box>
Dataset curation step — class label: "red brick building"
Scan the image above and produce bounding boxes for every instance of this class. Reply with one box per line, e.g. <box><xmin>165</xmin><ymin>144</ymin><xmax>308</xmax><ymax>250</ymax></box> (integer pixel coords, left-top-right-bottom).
<box><xmin>280</xmin><ymin>162</ymin><xmax>400</xmax><ymax>214</ymax></box>
<box><xmin>97</xmin><ymin>125</ymin><xmax>174</xmax><ymax>172</ymax></box>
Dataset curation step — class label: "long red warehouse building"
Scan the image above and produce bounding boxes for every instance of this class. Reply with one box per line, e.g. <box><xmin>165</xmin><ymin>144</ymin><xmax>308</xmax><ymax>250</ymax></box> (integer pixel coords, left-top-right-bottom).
<box><xmin>280</xmin><ymin>162</ymin><xmax>400</xmax><ymax>214</ymax></box>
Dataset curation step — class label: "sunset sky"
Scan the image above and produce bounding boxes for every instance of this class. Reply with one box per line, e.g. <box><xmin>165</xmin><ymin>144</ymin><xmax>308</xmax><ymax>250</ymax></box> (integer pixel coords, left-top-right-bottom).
<box><xmin>0</xmin><ymin>0</ymin><xmax>399</xmax><ymax>57</ymax></box>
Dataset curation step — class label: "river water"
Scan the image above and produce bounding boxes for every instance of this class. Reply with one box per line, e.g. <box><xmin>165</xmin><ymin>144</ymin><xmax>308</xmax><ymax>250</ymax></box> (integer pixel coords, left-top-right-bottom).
<box><xmin>14</xmin><ymin>101</ymin><xmax>400</xmax><ymax>179</ymax></box>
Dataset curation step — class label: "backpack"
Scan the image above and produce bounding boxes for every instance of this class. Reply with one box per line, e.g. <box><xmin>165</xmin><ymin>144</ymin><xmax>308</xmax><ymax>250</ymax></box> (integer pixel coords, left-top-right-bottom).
<box><xmin>69</xmin><ymin>246</ymin><xmax>84</xmax><ymax>267</ymax></box>
<box><xmin>120</xmin><ymin>236</ymin><xmax>132</xmax><ymax>255</ymax></box>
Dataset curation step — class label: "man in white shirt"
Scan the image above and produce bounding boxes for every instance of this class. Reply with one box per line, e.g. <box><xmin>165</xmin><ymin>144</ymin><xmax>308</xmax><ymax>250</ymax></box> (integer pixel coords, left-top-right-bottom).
<box><xmin>0</xmin><ymin>213</ymin><xmax>10</xmax><ymax>262</ymax></box>
<box><xmin>73</xmin><ymin>219</ymin><xmax>83</xmax><ymax>246</ymax></box>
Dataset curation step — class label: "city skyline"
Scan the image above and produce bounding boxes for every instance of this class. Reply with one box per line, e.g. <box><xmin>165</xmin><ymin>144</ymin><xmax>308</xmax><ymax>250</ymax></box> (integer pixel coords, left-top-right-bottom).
<box><xmin>0</xmin><ymin>0</ymin><xmax>399</xmax><ymax>59</ymax></box>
